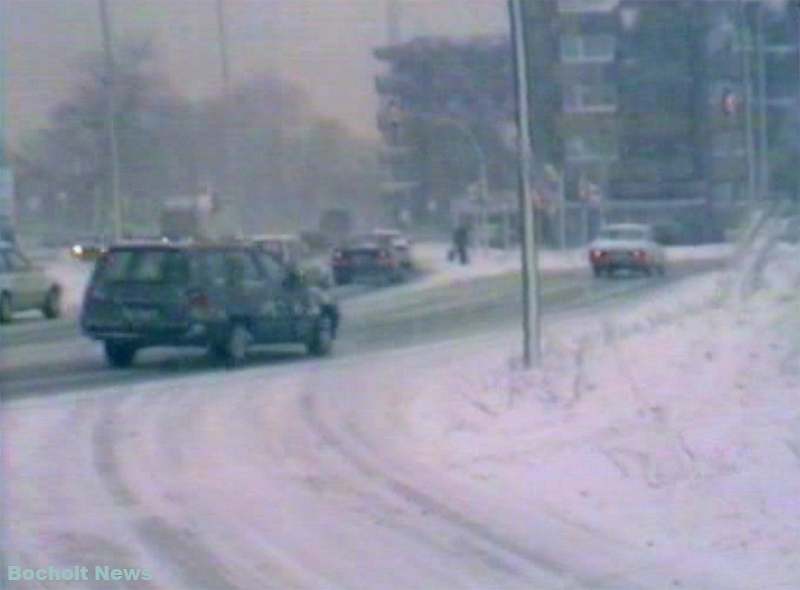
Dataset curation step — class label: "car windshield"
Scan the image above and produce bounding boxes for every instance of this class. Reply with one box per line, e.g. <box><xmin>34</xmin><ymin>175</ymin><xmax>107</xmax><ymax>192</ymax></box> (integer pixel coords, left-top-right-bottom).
<box><xmin>96</xmin><ymin>249</ymin><xmax>189</xmax><ymax>283</ymax></box>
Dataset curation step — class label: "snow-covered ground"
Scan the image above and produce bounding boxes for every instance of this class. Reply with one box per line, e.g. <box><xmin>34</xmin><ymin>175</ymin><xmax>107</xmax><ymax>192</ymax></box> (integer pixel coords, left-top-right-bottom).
<box><xmin>7</xmin><ymin>237</ymin><xmax>787</xmax><ymax>589</ymax></box>
<box><xmin>388</xmin><ymin>238</ymin><xmax>800</xmax><ymax>588</ymax></box>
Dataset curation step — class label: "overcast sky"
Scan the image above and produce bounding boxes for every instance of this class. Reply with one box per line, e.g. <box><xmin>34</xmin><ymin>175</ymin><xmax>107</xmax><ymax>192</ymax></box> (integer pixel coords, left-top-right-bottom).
<box><xmin>4</xmin><ymin>1</ymin><xmax>508</xmax><ymax>146</ymax></box>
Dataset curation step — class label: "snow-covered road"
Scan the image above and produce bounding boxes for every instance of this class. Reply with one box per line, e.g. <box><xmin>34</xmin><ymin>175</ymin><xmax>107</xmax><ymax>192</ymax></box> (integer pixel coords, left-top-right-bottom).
<box><xmin>7</xmin><ymin>240</ymin><xmax>792</xmax><ymax>589</ymax></box>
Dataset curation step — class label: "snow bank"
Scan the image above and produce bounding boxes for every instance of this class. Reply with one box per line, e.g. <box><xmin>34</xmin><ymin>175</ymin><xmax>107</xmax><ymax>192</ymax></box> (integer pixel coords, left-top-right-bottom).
<box><xmin>398</xmin><ymin>241</ymin><xmax>800</xmax><ymax>588</ymax></box>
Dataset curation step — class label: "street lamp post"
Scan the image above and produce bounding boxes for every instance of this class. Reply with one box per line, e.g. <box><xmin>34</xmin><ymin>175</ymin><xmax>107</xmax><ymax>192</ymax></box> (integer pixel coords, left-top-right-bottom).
<box><xmin>214</xmin><ymin>0</ymin><xmax>240</xmax><ymax>237</ymax></box>
<box><xmin>509</xmin><ymin>0</ymin><xmax>541</xmax><ymax>368</ymax></box>
<box><xmin>430</xmin><ymin>117</ymin><xmax>489</xmax><ymax>250</ymax></box>
<box><xmin>397</xmin><ymin>111</ymin><xmax>491</xmax><ymax>248</ymax></box>
<box><xmin>97</xmin><ymin>0</ymin><xmax>123</xmax><ymax>241</ymax></box>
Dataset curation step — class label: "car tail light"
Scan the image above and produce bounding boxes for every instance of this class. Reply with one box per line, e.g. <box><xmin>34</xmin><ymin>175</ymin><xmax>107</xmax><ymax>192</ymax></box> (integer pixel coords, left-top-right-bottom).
<box><xmin>590</xmin><ymin>249</ymin><xmax>606</xmax><ymax>260</ymax></box>
<box><xmin>633</xmin><ymin>250</ymin><xmax>648</xmax><ymax>260</ymax></box>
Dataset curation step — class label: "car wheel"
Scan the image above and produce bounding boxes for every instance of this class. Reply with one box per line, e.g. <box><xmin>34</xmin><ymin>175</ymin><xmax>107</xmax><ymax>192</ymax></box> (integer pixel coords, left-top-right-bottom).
<box><xmin>215</xmin><ymin>323</ymin><xmax>251</xmax><ymax>367</ymax></box>
<box><xmin>42</xmin><ymin>286</ymin><xmax>62</xmax><ymax>319</ymax></box>
<box><xmin>307</xmin><ymin>314</ymin><xmax>334</xmax><ymax>357</ymax></box>
<box><xmin>592</xmin><ymin>266</ymin><xmax>604</xmax><ymax>278</ymax></box>
<box><xmin>0</xmin><ymin>292</ymin><xmax>12</xmax><ymax>324</ymax></box>
<box><xmin>104</xmin><ymin>341</ymin><xmax>138</xmax><ymax>368</ymax></box>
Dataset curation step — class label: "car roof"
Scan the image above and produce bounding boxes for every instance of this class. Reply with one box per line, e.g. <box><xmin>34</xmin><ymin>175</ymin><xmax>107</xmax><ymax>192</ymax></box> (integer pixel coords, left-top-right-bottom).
<box><xmin>600</xmin><ymin>223</ymin><xmax>651</xmax><ymax>231</ymax></box>
<box><xmin>108</xmin><ymin>240</ymin><xmax>256</xmax><ymax>252</ymax></box>
<box><xmin>251</xmin><ymin>234</ymin><xmax>299</xmax><ymax>243</ymax></box>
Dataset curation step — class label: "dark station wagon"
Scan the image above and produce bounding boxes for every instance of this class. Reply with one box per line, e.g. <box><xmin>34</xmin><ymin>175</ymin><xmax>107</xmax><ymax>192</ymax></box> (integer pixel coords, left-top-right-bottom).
<box><xmin>80</xmin><ymin>241</ymin><xmax>339</xmax><ymax>367</ymax></box>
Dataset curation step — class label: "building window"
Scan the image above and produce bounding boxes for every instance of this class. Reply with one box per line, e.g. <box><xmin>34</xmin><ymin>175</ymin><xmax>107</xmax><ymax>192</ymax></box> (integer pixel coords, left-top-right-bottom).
<box><xmin>565</xmin><ymin>134</ymin><xmax>617</xmax><ymax>162</ymax></box>
<box><xmin>560</xmin><ymin>34</ymin><xmax>616</xmax><ymax>63</ymax></box>
<box><xmin>563</xmin><ymin>83</ymin><xmax>617</xmax><ymax>113</ymax></box>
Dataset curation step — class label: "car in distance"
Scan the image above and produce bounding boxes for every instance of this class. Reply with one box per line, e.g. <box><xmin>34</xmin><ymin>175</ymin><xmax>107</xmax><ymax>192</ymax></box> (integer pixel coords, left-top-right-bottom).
<box><xmin>70</xmin><ymin>239</ymin><xmax>107</xmax><ymax>262</ymax></box>
<box><xmin>370</xmin><ymin>228</ymin><xmax>414</xmax><ymax>270</ymax></box>
<box><xmin>588</xmin><ymin>223</ymin><xmax>666</xmax><ymax>278</ymax></box>
<box><xmin>80</xmin><ymin>241</ymin><xmax>339</xmax><ymax>367</ymax></box>
<box><xmin>251</xmin><ymin>234</ymin><xmax>333</xmax><ymax>288</ymax></box>
<box><xmin>0</xmin><ymin>241</ymin><xmax>62</xmax><ymax>323</ymax></box>
<box><xmin>331</xmin><ymin>230</ymin><xmax>412</xmax><ymax>285</ymax></box>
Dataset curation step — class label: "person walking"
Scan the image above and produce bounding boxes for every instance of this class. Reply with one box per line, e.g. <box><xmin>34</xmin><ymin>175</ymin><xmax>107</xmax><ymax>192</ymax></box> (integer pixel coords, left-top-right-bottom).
<box><xmin>452</xmin><ymin>222</ymin><xmax>470</xmax><ymax>265</ymax></box>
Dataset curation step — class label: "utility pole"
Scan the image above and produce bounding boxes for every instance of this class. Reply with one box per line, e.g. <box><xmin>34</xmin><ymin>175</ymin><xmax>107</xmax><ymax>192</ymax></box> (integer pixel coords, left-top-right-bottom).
<box><xmin>387</xmin><ymin>0</ymin><xmax>401</xmax><ymax>45</ymax></box>
<box><xmin>795</xmin><ymin>0</ymin><xmax>800</xmax><ymax>204</ymax></box>
<box><xmin>97</xmin><ymin>0</ymin><xmax>122</xmax><ymax>241</ymax></box>
<box><xmin>755</xmin><ymin>2</ymin><xmax>769</xmax><ymax>201</ymax></box>
<box><xmin>214</xmin><ymin>0</ymin><xmax>239</xmax><ymax>236</ymax></box>
<box><xmin>739</xmin><ymin>0</ymin><xmax>757</xmax><ymax>206</ymax></box>
<box><xmin>509</xmin><ymin>0</ymin><xmax>541</xmax><ymax>368</ymax></box>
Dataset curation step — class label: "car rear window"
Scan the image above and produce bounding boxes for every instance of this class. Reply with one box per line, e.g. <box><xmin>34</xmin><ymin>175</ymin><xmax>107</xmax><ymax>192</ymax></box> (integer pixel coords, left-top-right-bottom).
<box><xmin>96</xmin><ymin>249</ymin><xmax>189</xmax><ymax>283</ymax></box>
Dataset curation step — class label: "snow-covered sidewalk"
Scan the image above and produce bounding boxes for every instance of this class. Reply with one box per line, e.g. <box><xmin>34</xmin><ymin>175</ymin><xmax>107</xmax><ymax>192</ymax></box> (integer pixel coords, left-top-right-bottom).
<box><xmin>374</xmin><ymin>239</ymin><xmax>800</xmax><ymax>588</ymax></box>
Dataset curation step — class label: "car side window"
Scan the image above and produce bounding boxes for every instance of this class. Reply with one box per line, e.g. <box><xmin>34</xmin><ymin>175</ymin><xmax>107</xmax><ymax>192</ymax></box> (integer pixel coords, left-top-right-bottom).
<box><xmin>224</xmin><ymin>250</ymin><xmax>261</xmax><ymax>285</ymax></box>
<box><xmin>255</xmin><ymin>251</ymin><xmax>286</xmax><ymax>286</ymax></box>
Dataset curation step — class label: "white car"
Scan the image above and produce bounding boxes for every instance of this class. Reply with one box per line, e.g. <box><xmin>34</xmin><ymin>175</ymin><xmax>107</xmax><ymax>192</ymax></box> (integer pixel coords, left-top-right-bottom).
<box><xmin>0</xmin><ymin>242</ymin><xmax>62</xmax><ymax>323</ymax></box>
<box><xmin>588</xmin><ymin>223</ymin><xmax>666</xmax><ymax>278</ymax></box>
<box><xmin>370</xmin><ymin>228</ymin><xmax>414</xmax><ymax>270</ymax></box>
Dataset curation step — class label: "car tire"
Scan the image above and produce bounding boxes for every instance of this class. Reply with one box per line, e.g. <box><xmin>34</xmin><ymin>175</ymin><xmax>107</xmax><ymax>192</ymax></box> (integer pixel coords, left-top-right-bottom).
<box><xmin>104</xmin><ymin>341</ymin><xmax>138</xmax><ymax>368</ymax></box>
<box><xmin>0</xmin><ymin>292</ymin><xmax>12</xmax><ymax>324</ymax></box>
<box><xmin>42</xmin><ymin>286</ymin><xmax>62</xmax><ymax>319</ymax></box>
<box><xmin>214</xmin><ymin>323</ymin><xmax>251</xmax><ymax>367</ymax></box>
<box><xmin>592</xmin><ymin>266</ymin><xmax>604</xmax><ymax>278</ymax></box>
<box><xmin>307</xmin><ymin>314</ymin><xmax>334</xmax><ymax>357</ymax></box>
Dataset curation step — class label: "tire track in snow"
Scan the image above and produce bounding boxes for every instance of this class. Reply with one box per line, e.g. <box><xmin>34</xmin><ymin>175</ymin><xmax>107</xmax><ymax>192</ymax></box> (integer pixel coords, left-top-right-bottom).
<box><xmin>298</xmin><ymin>386</ymin><xmax>577</xmax><ymax>589</ymax></box>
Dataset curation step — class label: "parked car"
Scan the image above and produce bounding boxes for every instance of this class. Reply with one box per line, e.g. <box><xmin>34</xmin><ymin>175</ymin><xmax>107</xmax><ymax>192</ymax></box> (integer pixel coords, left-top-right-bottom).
<box><xmin>80</xmin><ymin>241</ymin><xmax>339</xmax><ymax>367</ymax></box>
<box><xmin>331</xmin><ymin>230</ymin><xmax>412</xmax><ymax>285</ymax></box>
<box><xmin>370</xmin><ymin>228</ymin><xmax>414</xmax><ymax>270</ymax></box>
<box><xmin>0</xmin><ymin>241</ymin><xmax>62</xmax><ymax>323</ymax></box>
<box><xmin>588</xmin><ymin>223</ymin><xmax>666</xmax><ymax>277</ymax></box>
<box><xmin>251</xmin><ymin>234</ymin><xmax>333</xmax><ymax>288</ymax></box>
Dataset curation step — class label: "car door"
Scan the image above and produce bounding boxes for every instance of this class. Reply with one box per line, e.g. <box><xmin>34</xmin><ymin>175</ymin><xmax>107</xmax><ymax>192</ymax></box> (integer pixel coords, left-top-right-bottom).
<box><xmin>254</xmin><ymin>251</ymin><xmax>305</xmax><ymax>342</ymax></box>
<box><xmin>4</xmin><ymin>250</ymin><xmax>41</xmax><ymax>310</ymax></box>
<box><xmin>214</xmin><ymin>249</ymin><xmax>268</xmax><ymax>326</ymax></box>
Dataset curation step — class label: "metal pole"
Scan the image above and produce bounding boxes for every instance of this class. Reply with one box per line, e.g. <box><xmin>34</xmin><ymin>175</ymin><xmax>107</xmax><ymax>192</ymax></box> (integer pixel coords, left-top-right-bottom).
<box><xmin>214</xmin><ymin>0</ymin><xmax>239</xmax><ymax>236</ymax></box>
<box><xmin>739</xmin><ymin>0</ymin><xmax>757</xmax><ymax>206</ymax></box>
<box><xmin>509</xmin><ymin>0</ymin><xmax>541</xmax><ymax>368</ymax></box>
<box><xmin>97</xmin><ymin>0</ymin><xmax>122</xmax><ymax>241</ymax></box>
<box><xmin>755</xmin><ymin>2</ymin><xmax>769</xmax><ymax>201</ymax></box>
<box><xmin>796</xmin><ymin>1</ymin><xmax>800</xmax><ymax>205</ymax></box>
<box><xmin>559</xmin><ymin>169</ymin><xmax>567</xmax><ymax>249</ymax></box>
